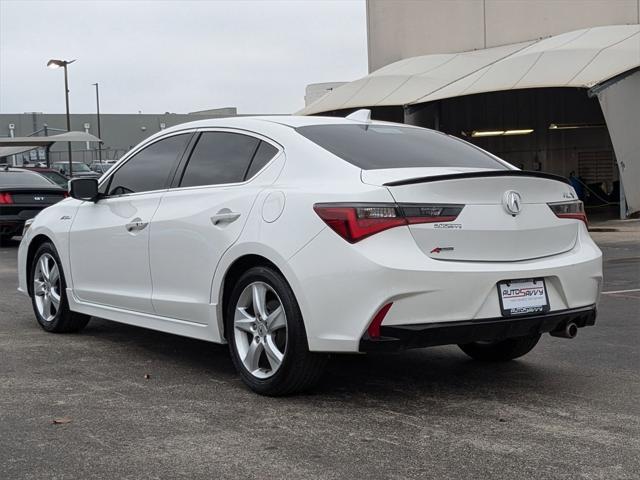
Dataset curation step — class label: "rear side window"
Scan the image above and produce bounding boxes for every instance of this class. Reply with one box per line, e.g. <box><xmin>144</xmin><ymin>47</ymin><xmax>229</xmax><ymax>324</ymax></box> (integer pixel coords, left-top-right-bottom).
<box><xmin>107</xmin><ymin>133</ymin><xmax>191</xmax><ymax>196</ymax></box>
<box><xmin>245</xmin><ymin>141</ymin><xmax>278</xmax><ymax>179</ymax></box>
<box><xmin>179</xmin><ymin>132</ymin><xmax>260</xmax><ymax>187</ymax></box>
<box><xmin>296</xmin><ymin>124</ymin><xmax>507</xmax><ymax>170</ymax></box>
<box><xmin>0</xmin><ymin>171</ymin><xmax>56</xmax><ymax>187</ymax></box>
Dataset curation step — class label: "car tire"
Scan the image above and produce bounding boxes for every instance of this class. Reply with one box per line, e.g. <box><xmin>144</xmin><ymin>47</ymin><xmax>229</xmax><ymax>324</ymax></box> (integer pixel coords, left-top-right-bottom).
<box><xmin>226</xmin><ymin>266</ymin><xmax>328</xmax><ymax>396</ymax></box>
<box><xmin>30</xmin><ymin>242</ymin><xmax>90</xmax><ymax>333</ymax></box>
<box><xmin>458</xmin><ymin>334</ymin><xmax>541</xmax><ymax>362</ymax></box>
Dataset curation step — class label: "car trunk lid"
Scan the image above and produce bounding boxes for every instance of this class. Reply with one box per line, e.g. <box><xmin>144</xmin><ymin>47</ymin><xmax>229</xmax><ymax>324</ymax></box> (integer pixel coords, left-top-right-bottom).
<box><xmin>362</xmin><ymin>168</ymin><xmax>580</xmax><ymax>262</ymax></box>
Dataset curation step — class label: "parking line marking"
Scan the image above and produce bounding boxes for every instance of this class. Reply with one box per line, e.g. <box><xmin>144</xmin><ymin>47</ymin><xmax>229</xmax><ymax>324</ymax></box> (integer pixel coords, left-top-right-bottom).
<box><xmin>602</xmin><ymin>288</ymin><xmax>640</xmax><ymax>295</ymax></box>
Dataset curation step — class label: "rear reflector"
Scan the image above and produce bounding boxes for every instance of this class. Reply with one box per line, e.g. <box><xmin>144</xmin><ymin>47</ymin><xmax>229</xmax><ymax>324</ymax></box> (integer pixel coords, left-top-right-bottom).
<box><xmin>314</xmin><ymin>203</ymin><xmax>463</xmax><ymax>243</ymax></box>
<box><xmin>0</xmin><ymin>192</ymin><xmax>13</xmax><ymax>204</ymax></box>
<box><xmin>548</xmin><ymin>200</ymin><xmax>587</xmax><ymax>225</ymax></box>
<box><xmin>367</xmin><ymin>302</ymin><xmax>393</xmax><ymax>338</ymax></box>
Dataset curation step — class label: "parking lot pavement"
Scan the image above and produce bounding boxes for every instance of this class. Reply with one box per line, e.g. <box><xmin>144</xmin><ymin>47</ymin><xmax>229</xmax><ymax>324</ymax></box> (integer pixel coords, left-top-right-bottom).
<box><xmin>0</xmin><ymin>232</ymin><xmax>638</xmax><ymax>480</ymax></box>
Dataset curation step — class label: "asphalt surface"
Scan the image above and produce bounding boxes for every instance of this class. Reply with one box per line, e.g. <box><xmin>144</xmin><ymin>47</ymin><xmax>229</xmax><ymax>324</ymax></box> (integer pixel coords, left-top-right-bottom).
<box><xmin>1</xmin><ymin>230</ymin><xmax>638</xmax><ymax>480</ymax></box>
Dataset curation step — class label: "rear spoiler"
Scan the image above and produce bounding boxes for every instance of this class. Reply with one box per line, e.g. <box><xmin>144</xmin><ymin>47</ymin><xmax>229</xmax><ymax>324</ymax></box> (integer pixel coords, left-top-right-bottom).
<box><xmin>383</xmin><ymin>170</ymin><xmax>571</xmax><ymax>187</ymax></box>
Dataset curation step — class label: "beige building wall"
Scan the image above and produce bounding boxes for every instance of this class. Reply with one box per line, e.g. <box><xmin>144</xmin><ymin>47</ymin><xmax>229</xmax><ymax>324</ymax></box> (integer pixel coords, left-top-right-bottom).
<box><xmin>367</xmin><ymin>0</ymin><xmax>640</xmax><ymax>71</ymax></box>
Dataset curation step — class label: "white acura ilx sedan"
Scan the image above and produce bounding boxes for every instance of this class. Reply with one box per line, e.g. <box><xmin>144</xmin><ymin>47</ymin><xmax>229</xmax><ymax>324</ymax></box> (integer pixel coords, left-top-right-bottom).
<box><xmin>18</xmin><ymin>112</ymin><xmax>602</xmax><ymax>395</ymax></box>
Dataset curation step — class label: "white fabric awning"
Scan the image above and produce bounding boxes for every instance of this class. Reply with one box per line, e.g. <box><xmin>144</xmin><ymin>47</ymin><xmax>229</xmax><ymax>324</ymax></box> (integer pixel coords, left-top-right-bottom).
<box><xmin>0</xmin><ymin>131</ymin><xmax>101</xmax><ymax>159</ymax></box>
<box><xmin>0</xmin><ymin>131</ymin><xmax>101</xmax><ymax>147</ymax></box>
<box><xmin>299</xmin><ymin>24</ymin><xmax>640</xmax><ymax>115</ymax></box>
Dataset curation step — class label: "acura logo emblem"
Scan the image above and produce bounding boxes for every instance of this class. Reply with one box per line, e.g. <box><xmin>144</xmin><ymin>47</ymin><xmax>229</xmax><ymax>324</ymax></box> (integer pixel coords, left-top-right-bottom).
<box><xmin>503</xmin><ymin>190</ymin><xmax>522</xmax><ymax>215</ymax></box>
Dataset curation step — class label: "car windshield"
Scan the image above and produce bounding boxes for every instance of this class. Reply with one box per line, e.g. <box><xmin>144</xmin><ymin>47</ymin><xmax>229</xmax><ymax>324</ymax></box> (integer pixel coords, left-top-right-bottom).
<box><xmin>55</xmin><ymin>162</ymin><xmax>92</xmax><ymax>173</ymax></box>
<box><xmin>0</xmin><ymin>171</ymin><xmax>58</xmax><ymax>187</ymax></box>
<box><xmin>296</xmin><ymin>124</ymin><xmax>508</xmax><ymax>170</ymax></box>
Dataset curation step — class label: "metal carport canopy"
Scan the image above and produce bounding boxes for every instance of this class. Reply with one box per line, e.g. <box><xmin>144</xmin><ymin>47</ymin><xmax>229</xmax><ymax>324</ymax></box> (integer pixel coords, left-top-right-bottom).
<box><xmin>0</xmin><ymin>131</ymin><xmax>102</xmax><ymax>158</ymax></box>
<box><xmin>298</xmin><ymin>24</ymin><xmax>640</xmax><ymax>216</ymax></box>
<box><xmin>298</xmin><ymin>24</ymin><xmax>640</xmax><ymax>115</ymax></box>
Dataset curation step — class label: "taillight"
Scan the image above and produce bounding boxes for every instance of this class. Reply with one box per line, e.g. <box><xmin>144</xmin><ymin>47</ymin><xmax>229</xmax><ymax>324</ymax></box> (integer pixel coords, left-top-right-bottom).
<box><xmin>548</xmin><ymin>200</ymin><xmax>587</xmax><ymax>225</ymax></box>
<box><xmin>0</xmin><ymin>192</ymin><xmax>13</xmax><ymax>204</ymax></box>
<box><xmin>313</xmin><ymin>202</ymin><xmax>463</xmax><ymax>243</ymax></box>
<box><xmin>399</xmin><ymin>204</ymin><xmax>464</xmax><ymax>224</ymax></box>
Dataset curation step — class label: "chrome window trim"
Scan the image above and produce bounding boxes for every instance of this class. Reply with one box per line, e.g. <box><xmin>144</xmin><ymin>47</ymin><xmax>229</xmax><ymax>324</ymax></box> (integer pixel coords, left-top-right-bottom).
<box><xmin>97</xmin><ymin>127</ymin><xmax>283</xmax><ymax>199</ymax></box>
<box><xmin>169</xmin><ymin>127</ymin><xmax>284</xmax><ymax>193</ymax></box>
<box><xmin>97</xmin><ymin>129</ymin><xmax>198</xmax><ymax>199</ymax></box>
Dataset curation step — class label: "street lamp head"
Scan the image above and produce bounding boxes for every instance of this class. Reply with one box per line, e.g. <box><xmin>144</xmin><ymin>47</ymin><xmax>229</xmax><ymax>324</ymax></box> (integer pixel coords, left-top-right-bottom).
<box><xmin>47</xmin><ymin>59</ymin><xmax>64</xmax><ymax>69</ymax></box>
<box><xmin>47</xmin><ymin>59</ymin><xmax>76</xmax><ymax>69</ymax></box>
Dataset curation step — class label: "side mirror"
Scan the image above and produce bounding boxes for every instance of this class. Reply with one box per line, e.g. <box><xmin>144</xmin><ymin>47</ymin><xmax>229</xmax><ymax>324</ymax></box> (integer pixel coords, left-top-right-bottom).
<box><xmin>69</xmin><ymin>178</ymin><xmax>99</xmax><ymax>202</ymax></box>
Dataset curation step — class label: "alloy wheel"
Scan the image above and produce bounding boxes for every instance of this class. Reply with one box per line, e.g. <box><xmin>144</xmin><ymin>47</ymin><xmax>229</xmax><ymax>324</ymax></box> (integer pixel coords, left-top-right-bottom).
<box><xmin>233</xmin><ymin>281</ymin><xmax>288</xmax><ymax>379</ymax></box>
<box><xmin>33</xmin><ymin>253</ymin><xmax>62</xmax><ymax>322</ymax></box>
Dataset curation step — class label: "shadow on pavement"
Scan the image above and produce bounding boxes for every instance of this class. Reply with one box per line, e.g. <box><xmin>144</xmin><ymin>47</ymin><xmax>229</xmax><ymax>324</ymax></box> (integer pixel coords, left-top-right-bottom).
<box><xmin>81</xmin><ymin>316</ymin><xmax>557</xmax><ymax>402</ymax></box>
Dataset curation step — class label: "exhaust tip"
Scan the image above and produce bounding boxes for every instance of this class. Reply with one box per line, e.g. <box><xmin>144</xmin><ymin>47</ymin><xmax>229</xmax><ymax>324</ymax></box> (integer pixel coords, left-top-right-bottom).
<box><xmin>550</xmin><ymin>322</ymin><xmax>578</xmax><ymax>339</ymax></box>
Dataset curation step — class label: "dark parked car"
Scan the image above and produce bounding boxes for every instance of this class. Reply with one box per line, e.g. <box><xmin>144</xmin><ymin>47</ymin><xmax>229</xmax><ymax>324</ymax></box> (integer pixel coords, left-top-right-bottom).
<box><xmin>52</xmin><ymin>161</ymin><xmax>100</xmax><ymax>179</ymax></box>
<box><xmin>18</xmin><ymin>167</ymin><xmax>69</xmax><ymax>188</ymax></box>
<box><xmin>89</xmin><ymin>161</ymin><xmax>115</xmax><ymax>174</ymax></box>
<box><xmin>0</xmin><ymin>167</ymin><xmax>67</xmax><ymax>241</ymax></box>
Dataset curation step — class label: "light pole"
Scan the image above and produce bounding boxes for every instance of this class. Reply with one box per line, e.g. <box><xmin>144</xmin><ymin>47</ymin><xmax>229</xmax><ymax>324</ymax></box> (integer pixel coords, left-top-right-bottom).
<box><xmin>92</xmin><ymin>83</ymin><xmax>103</xmax><ymax>162</ymax></box>
<box><xmin>47</xmin><ymin>58</ymin><xmax>75</xmax><ymax>177</ymax></box>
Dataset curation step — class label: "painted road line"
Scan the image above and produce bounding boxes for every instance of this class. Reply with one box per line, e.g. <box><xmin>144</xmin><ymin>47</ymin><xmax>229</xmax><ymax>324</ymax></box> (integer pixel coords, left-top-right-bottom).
<box><xmin>602</xmin><ymin>288</ymin><xmax>640</xmax><ymax>295</ymax></box>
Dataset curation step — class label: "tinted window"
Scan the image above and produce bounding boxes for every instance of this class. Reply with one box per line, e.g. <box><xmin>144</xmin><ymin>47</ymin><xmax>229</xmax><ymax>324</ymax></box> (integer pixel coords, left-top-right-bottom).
<box><xmin>0</xmin><ymin>171</ymin><xmax>57</xmax><ymax>187</ymax></box>
<box><xmin>296</xmin><ymin>124</ymin><xmax>507</xmax><ymax>170</ymax></box>
<box><xmin>107</xmin><ymin>134</ymin><xmax>190</xmax><ymax>195</ymax></box>
<box><xmin>246</xmin><ymin>141</ymin><xmax>278</xmax><ymax>179</ymax></box>
<box><xmin>180</xmin><ymin>132</ymin><xmax>259</xmax><ymax>187</ymax></box>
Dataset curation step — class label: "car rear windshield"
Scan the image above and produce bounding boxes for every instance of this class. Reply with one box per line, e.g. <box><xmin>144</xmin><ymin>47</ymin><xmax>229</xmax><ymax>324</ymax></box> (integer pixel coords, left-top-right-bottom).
<box><xmin>296</xmin><ymin>124</ymin><xmax>508</xmax><ymax>170</ymax></box>
<box><xmin>0</xmin><ymin>171</ymin><xmax>57</xmax><ymax>187</ymax></box>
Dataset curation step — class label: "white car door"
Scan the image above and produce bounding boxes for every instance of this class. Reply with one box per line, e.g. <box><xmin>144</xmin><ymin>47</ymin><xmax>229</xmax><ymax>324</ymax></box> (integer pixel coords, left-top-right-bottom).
<box><xmin>69</xmin><ymin>132</ymin><xmax>193</xmax><ymax>313</ymax></box>
<box><xmin>149</xmin><ymin>130</ymin><xmax>281</xmax><ymax>324</ymax></box>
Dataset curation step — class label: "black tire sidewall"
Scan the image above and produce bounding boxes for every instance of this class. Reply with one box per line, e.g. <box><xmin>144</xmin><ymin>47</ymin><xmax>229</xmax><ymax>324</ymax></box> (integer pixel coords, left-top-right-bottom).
<box><xmin>226</xmin><ymin>266</ymin><xmax>308</xmax><ymax>394</ymax></box>
<box><xmin>30</xmin><ymin>242</ymin><xmax>69</xmax><ymax>332</ymax></box>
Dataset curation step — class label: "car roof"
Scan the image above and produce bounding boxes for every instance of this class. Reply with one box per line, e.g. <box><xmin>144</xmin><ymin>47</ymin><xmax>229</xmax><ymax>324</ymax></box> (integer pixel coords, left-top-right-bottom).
<box><xmin>3</xmin><ymin>167</ymin><xmax>44</xmax><ymax>174</ymax></box>
<box><xmin>158</xmin><ymin>115</ymin><xmax>401</xmax><ymax>136</ymax></box>
<box><xmin>18</xmin><ymin>166</ymin><xmax>57</xmax><ymax>172</ymax></box>
<box><xmin>0</xmin><ymin>167</ymin><xmax>64</xmax><ymax>187</ymax></box>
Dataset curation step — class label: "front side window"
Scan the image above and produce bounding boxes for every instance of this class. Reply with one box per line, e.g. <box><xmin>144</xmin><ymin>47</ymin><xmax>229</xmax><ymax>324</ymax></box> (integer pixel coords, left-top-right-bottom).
<box><xmin>296</xmin><ymin>124</ymin><xmax>508</xmax><ymax>170</ymax></box>
<box><xmin>106</xmin><ymin>133</ymin><xmax>191</xmax><ymax>196</ymax></box>
<box><xmin>179</xmin><ymin>132</ymin><xmax>261</xmax><ymax>187</ymax></box>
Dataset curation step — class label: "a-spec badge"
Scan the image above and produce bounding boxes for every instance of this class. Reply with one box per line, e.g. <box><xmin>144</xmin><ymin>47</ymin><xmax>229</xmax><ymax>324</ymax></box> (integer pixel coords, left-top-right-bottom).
<box><xmin>502</xmin><ymin>190</ymin><xmax>522</xmax><ymax>216</ymax></box>
<box><xmin>430</xmin><ymin>247</ymin><xmax>455</xmax><ymax>254</ymax></box>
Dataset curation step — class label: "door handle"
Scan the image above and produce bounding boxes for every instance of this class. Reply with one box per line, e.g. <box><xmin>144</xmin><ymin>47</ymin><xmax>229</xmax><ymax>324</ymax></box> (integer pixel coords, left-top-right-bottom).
<box><xmin>125</xmin><ymin>218</ymin><xmax>148</xmax><ymax>232</ymax></box>
<box><xmin>210</xmin><ymin>211</ymin><xmax>241</xmax><ymax>226</ymax></box>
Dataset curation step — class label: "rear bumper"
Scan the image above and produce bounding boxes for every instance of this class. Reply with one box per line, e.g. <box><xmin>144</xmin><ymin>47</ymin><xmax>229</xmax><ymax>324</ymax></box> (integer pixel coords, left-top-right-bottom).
<box><xmin>0</xmin><ymin>218</ymin><xmax>25</xmax><ymax>236</ymax></box>
<box><xmin>359</xmin><ymin>305</ymin><xmax>597</xmax><ymax>352</ymax></box>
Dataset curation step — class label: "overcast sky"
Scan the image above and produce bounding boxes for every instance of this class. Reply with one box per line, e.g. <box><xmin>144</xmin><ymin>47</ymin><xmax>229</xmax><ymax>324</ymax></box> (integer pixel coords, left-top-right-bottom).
<box><xmin>0</xmin><ymin>0</ymin><xmax>367</xmax><ymax>114</ymax></box>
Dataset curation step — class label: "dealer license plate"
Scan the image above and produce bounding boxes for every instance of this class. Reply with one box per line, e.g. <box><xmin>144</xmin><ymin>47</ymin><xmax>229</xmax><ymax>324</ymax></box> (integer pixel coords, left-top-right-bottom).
<box><xmin>497</xmin><ymin>278</ymin><xmax>550</xmax><ymax>317</ymax></box>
